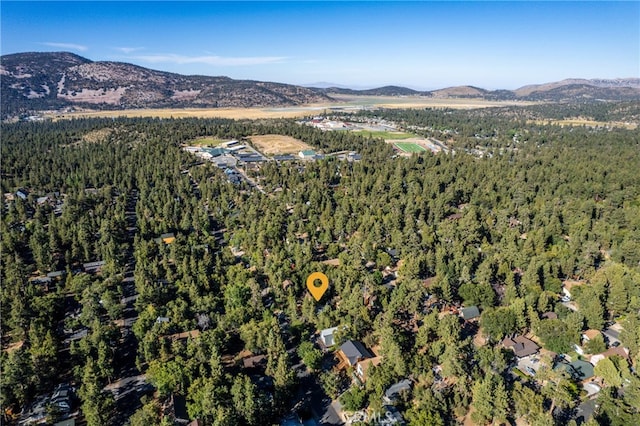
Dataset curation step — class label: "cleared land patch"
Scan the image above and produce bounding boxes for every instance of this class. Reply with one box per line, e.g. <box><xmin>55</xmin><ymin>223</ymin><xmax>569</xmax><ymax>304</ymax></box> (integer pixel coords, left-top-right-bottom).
<box><xmin>81</xmin><ymin>128</ymin><xmax>113</xmax><ymax>143</ymax></box>
<box><xmin>529</xmin><ymin>119</ymin><xmax>637</xmax><ymax>130</ymax></box>
<box><xmin>394</xmin><ymin>142</ymin><xmax>427</xmax><ymax>153</ymax></box>
<box><xmin>250</xmin><ymin>134</ymin><xmax>312</xmax><ymax>155</ymax></box>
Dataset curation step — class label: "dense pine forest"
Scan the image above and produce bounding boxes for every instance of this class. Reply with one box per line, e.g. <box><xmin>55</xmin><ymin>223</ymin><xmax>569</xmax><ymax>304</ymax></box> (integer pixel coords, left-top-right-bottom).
<box><xmin>1</xmin><ymin>104</ymin><xmax>640</xmax><ymax>426</ymax></box>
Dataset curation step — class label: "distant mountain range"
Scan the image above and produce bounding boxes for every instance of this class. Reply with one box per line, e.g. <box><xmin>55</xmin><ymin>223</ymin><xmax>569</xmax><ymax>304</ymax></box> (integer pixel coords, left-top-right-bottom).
<box><xmin>2</xmin><ymin>51</ymin><xmax>639</xmax><ymax>118</ymax></box>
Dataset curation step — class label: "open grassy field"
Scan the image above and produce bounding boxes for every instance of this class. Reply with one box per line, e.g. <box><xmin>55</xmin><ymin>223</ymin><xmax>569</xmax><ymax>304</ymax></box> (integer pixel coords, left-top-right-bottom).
<box><xmin>186</xmin><ymin>136</ymin><xmax>227</xmax><ymax>146</ymax></box>
<box><xmin>250</xmin><ymin>134</ymin><xmax>312</xmax><ymax>155</ymax></box>
<box><xmin>394</xmin><ymin>142</ymin><xmax>427</xmax><ymax>153</ymax></box>
<box><xmin>49</xmin><ymin>96</ymin><xmax>535</xmax><ymax>122</ymax></box>
<box><xmin>327</xmin><ymin>94</ymin><xmax>535</xmax><ymax>109</ymax></box>
<box><xmin>355</xmin><ymin>130</ymin><xmax>414</xmax><ymax>139</ymax></box>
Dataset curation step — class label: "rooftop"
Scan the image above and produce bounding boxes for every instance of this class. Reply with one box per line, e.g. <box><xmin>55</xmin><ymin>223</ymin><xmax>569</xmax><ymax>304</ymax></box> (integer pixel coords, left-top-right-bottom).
<box><xmin>460</xmin><ymin>306</ymin><xmax>480</xmax><ymax>320</ymax></box>
<box><xmin>339</xmin><ymin>340</ymin><xmax>372</xmax><ymax>366</ymax></box>
<box><xmin>501</xmin><ymin>334</ymin><xmax>539</xmax><ymax>358</ymax></box>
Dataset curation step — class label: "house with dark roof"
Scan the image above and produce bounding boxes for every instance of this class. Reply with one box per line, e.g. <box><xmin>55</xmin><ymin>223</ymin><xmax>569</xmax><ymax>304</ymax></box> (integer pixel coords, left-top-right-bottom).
<box><xmin>555</xmin><ymin>360</ymin><xmax>594</xmax><ymax>382</ymax></box>
<box><xmin>501</xmin><ymin>335</ymin><xmax>540</xmax><ymax>358</ymax></box>
<box><xmin>16</xmin><ymin>188</ymin><xmax>29</xmax><ymax>200</ymax></box>
<box><xmin>47</xmin><ymin>270</ymin><xmax>66</xmax><ymax>280</ymax></box>
<box><xmin>337</xmin><ymin>340</ymin><xmax>372</xmax><ymax>367</ymax></box>
<box><xmin>83</xmin><ymin>260</ymin><xmax>106</xmax><ymax>274</ymax></box>
<box><xmin>460</xmin><ymin>306</ymin><xmax>480</xmax><ymax>321</ymax></box>
<box><xmin>242</xmin><ymin>354</ymin><xmax>267</xmax><ymax>370</ymax></box>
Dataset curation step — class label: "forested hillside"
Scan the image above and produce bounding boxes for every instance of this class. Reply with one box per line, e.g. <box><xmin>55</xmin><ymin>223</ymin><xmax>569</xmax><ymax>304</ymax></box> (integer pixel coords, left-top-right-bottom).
<box><xmin>1</xmin><ymin>104</ymin><xmax>639</xmax><ymax>425</ymax></box>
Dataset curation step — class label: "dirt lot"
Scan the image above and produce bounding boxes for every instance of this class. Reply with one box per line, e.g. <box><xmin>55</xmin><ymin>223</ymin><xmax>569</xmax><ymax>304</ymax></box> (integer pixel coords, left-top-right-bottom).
<box><xmin>250</xmin><ymin>134</ymin><xmax>312</xmax><ymax>155</ymax></box>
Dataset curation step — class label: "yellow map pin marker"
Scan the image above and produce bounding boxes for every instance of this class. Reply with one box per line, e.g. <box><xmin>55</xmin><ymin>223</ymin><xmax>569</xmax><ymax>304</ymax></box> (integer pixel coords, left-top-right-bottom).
<box><xmin>306</xmin><ymin>272</ymin><xmax>329</xmax><ymax>301</ymax></box>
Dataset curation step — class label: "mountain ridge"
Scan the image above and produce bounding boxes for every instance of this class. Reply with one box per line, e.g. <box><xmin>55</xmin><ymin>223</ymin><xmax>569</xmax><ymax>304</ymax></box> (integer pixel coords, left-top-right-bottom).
<box><xmin>1</xmin><ymin>51</ymin><xmax>332</xmax><ymax>118</ymax></box>
<box><xmin>2</xmin><ymin>51</ymin><xmax>639</xmax><ymax>119</ymax></box>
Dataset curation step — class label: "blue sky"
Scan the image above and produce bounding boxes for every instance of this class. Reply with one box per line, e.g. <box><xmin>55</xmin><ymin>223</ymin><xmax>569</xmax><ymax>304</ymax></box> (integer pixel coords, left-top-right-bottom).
<box><xmin>2</xmin><ymin>1</ymin><xmax>638</xmax><ymax>89</ymax></box>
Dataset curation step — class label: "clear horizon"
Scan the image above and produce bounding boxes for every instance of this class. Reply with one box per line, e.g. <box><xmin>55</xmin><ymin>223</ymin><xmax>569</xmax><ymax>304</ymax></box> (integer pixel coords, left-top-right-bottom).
<box><xmin>1</xmin><ymin>1</ymin><xmax>638</xmax><ymax>90</ymax></box>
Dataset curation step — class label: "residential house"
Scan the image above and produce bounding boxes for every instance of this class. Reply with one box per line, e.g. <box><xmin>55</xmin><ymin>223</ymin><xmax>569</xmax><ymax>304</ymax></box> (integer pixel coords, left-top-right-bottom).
<box><xmin>555</xmin><ymin>360</ymin><xmax>594</xmax><ymax>383</ymax></box>
<box><xmin>337</xmin><ymin>340</ymin><xmax>373</xmax><ymax>367</ymax></box>
<box><xmin>164</xmin><ymin>393</ymin><xmax>190</xmax><ymax>425</ymax></box>
<box><xmin>501</xmin><ymin>334</ymin><xmax>540</xmax><ymax>358</ymax></box>
<box><xmin>319</xmin><ymin>327</ymin><xmax>339</xmax><ymax>348</ymax></box>
<box><xmin>242</xmin><ymin>354</ymin><xmax>267</xmax><ymax>370</ymax></box>
<box><xmin>168</xmin><ymin>330</ymin><xmax>201</xmax><ymax>342</ymax></box>
<box><xmin>589</xmin><ymin>346</ymin><xmax>630</xmax><ymax>366</ymax></box>
<box><xmin>355</xmin><ymin>356</ymin><xmax>382</xmax><ymax>382</ymax></box>
<box><xmin>156</xmin><ymin>233</ymin><xmax>176</xmax><ymax>244</ymax></box>
<box><xmin>156</xmin><ymin>316</ymin><xmax>170</xmax><ymax>324</ymax></box>
<box><xmin>47</xmin><ymin>270</ymin><xmax>66</xmax><ymax>280</ymax></box>
<box><xmin>582</xmin><ymin>329</ymin><xmax>602</xmax><ymax>342</ymax></box>
<box><xmin>460</xmin><ymin>306</ymin><xmax>480</xmax><ymax>322</ymax></box>
<box><xmin>29</xmin><ymin>276</ymin><xmax>53</xmax><ymax>292</ymax></box>
<box><xmin>16</xmin><ymin>188</ymin><xmax>28</xmax><ymax>200</ymax></box>
<box><xmin>562</xmin><ymin>279</ymin><xmax>585</xmax><ymax>300</ymax></box>
<box><xmin>83</xmin><ymin>260</ymin><xmax>106</xmax><ymax>274</ymax></box>
<box><xmin>541</xmin><ymin>311</ymin><xmax>558</xmax><ymax>320</ymax></box>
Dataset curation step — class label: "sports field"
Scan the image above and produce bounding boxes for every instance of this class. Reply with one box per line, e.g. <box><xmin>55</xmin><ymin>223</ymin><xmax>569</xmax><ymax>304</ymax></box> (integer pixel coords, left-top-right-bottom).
<box><xmin>187</xmin><ymin>136</ymin><xmax>226</xmax><ymax>146</ymax></box>
<box><xmin>394</xmin><ymin>142</ymin><xmax>427</xmax><ymax>153</ymax></box>
<box><xmin>250</xmin><ymin>134</ymin><xmax>312</xmax><ymax>155</ymax></box>
<box><xmin>357</xmin><ymin>130</ymin><xmax>414</xmax><ymax>139</ymax></box>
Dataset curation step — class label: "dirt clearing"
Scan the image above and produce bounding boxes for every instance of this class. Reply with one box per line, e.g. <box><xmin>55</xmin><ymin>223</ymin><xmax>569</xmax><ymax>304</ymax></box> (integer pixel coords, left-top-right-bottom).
<box><xmin>250</xmin><ymin>134</ymin><xmax>312</xmax><ymax>155</ymax></box>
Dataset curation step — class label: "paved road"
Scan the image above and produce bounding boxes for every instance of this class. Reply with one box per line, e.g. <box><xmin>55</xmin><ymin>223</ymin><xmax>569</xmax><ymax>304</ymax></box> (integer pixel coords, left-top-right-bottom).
<box><xmin>235</xmin><ymin>166</ymin><xmax>267</xmax><ymax>194</ymax></box>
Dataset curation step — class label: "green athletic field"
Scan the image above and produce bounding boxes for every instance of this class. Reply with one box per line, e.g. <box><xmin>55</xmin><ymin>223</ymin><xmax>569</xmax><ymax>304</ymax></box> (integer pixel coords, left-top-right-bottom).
<box><xmin>394</xmin><ymin>142</ymin><xmax>427</xmax><ymax>153</ymax></box>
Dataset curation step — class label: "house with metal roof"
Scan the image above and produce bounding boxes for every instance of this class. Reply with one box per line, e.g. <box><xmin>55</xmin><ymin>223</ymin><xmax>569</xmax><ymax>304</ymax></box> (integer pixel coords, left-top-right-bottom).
<box><xmin>459</xmin><ymin>306</ymin><xmax>480</xmax><ymax>321</ymax></box>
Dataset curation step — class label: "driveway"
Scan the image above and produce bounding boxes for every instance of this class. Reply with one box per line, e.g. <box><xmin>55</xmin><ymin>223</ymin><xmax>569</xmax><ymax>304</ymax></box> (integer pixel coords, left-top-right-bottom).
<box><xmin>575</xmin><ymin>399</ymin><xmax>598</xmax><ymax>424</ymax></box>
<box><xmin>517</xmin><ymin>355</ymin><xmax>542</xmax><ymax>376</ymax></box>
